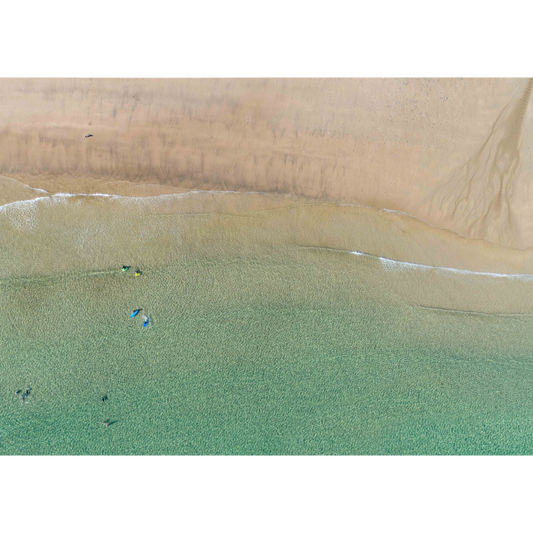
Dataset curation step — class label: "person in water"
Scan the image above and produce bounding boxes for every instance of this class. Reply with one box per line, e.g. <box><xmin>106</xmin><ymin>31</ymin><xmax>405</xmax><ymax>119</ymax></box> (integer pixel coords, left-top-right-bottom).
<box><xmin>122</xmin><ymin>265</ymin><xmax>131</xmax><ymax>272</ymax></box>
<box><xmin>142</xmin><ymin>316</ymin><xmax>150</xmax><ymax>327</ymax></box>
<box><xmin>135</xmin><ymin>269</ymin><xmax>142</xmax><ymax>277</ymax></box>
<box><xmin>130</xmin><ymin>309</ymin><xmax>142</xmax><ymax>318</ymax></box>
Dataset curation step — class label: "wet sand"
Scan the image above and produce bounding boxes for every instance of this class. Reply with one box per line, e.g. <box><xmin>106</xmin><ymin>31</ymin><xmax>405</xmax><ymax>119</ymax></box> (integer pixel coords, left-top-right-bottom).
<box><xmin>1</xmin><ymin>78</ymin><xmax>531</xmax><ymax>251</ymax></box>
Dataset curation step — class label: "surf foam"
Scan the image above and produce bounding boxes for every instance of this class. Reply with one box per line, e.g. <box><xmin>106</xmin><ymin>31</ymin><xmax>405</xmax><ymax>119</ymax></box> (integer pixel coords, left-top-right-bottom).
<box><xmin>349</xmin><ymin>250</ymin><xmax>533</xmax><ymax>280</ymax></box>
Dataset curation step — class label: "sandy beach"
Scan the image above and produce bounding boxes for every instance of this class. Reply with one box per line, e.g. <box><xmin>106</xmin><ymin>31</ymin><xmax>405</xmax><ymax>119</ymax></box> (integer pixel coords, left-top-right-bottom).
<box><xmin>3</xmin><ymin>79</ymin><xmax>533</xmax><ymax>454</ymax></box>
<box><xmin>0</xmin><ymin>79</ymin><xmax>530</xmax><ymax>241</ymax></box>
<box><xmin>2</xmin><ymin>78</ymin><xmax>533</xmax><ymax>280</ymax></box>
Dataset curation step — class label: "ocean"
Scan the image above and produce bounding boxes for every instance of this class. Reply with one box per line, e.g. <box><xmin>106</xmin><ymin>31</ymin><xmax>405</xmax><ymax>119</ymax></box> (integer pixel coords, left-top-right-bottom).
<box><xmin>1</xmin><ymin>192</ymin><xmax>533</xmax><ymax>454</ymax></box>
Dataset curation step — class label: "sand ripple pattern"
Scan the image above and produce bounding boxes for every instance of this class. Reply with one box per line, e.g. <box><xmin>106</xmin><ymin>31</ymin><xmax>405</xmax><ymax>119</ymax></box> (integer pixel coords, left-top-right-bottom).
<box><xmin>429</xmin><ymin>79</ymin><xmax>533</xmax><ymax>248</ymax></box>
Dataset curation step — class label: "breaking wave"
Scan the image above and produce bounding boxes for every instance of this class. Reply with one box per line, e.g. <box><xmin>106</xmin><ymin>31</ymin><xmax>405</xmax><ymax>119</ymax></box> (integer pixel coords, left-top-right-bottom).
<box><xmin>349</xmin><ymin>250</ymin><xmax>533</xmax><ymax>280</ymax></box>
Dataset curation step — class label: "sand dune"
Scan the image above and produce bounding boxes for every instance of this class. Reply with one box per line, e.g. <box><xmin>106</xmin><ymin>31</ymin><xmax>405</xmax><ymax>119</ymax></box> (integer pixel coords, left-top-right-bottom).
<box><xmin>1</xmin><ymin>78</ymin><xmax>533</xmax><ymax>255</ymax></box>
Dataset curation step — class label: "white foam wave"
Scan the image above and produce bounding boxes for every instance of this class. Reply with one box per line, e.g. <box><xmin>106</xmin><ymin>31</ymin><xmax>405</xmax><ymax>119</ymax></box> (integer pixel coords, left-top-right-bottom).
<box><xmin>0</xmin><ymin>188</ymin><xmax>295</xmax><ymax>215</ymax></box>
<box><xmin>349</xmin><ymin>250</ymin><xmax>533</xmax><ymax>280</ymax></box>
<box><xmin>5</xmin><ymin>198</ymin><xmax>39</xmax><ymax>230</ymax></box>
<box><xmin>3</xmin><ymin>190</ymin><xmax>533</xmax><ymax>280</ymax></box>
<box><xmin>0</xmin><ymin>195</ymin><xmax>49</xmax><ymax>213</ymax></box>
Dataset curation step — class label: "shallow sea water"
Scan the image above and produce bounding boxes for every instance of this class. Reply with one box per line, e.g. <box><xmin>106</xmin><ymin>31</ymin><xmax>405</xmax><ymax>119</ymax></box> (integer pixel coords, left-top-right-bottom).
<box><xmin>2</xmin><ymin>193</ymin><xmax>533</xmax><ymax>454</ymax></box>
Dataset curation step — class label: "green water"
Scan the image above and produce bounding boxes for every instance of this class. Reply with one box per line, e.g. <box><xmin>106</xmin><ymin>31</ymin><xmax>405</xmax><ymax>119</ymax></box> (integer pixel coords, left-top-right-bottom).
<box><xmin>2</xmin><ymin>243</ymin><xmax>533</xmax><ymax>455</ymax></box>
<box><xmin>0</xmin><ymin>250</ymin><xmax>533</xmax><ymax>456</ymax></box>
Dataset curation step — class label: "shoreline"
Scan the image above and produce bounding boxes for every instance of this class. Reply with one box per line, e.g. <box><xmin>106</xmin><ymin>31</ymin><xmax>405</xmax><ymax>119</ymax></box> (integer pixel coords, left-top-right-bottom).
<box><xmin>3</xmin><ymin>183</ymin><xmax>533</xmax><ymax>277</ymax></box>
<box><xmin>2</xmin><ymin>187</ymin><xmax>533</xmax><ymax>315</ymax></box>
<box><xmin>1</xmin><ymin>78</ymin><xmax>529</xmax><ymax>247</ymax></box>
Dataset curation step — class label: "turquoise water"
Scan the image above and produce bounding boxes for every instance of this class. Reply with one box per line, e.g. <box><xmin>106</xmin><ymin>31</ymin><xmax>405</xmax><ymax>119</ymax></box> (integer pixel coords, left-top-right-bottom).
<box><xmin>2</xmin><ymin>241</ymin><xmax>533</xmax><ymax>455</ymax></box>
<box><xmin>0</xmin><ymin>193</ymin><xmax>533</xmax><ymax>457</ymax></box>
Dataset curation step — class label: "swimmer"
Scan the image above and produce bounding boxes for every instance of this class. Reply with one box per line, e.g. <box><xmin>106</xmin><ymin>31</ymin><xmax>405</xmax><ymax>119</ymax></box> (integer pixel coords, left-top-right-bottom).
<box><xmin>122</xmin><ymin>265</ymin><xmax>131</xmax><ymax>272</ymax></box>
<box><xmin>130</xmin><ymin>309</ymin><xmax>142</xmax><ymax>318</ymax></box>
<box><xmin>135</xmin><ymin>270</ymin><xmax>142</xmax><ymax>277</ymax></box>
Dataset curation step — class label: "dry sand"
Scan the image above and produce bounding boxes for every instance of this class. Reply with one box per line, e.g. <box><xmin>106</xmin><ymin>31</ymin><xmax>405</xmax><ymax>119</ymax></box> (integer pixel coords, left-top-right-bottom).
<box><xmin>1</xmin><ymin>78</ymin><xmax>533</xmax><ymax>274</ymax></box>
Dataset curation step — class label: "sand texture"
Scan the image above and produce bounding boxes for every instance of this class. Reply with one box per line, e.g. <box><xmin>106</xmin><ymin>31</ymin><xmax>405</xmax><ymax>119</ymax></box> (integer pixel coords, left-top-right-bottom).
<box><xmin>2</xmin><ymin>78</ymin><xmax>533</xmax><ymax>250</ymax></box>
